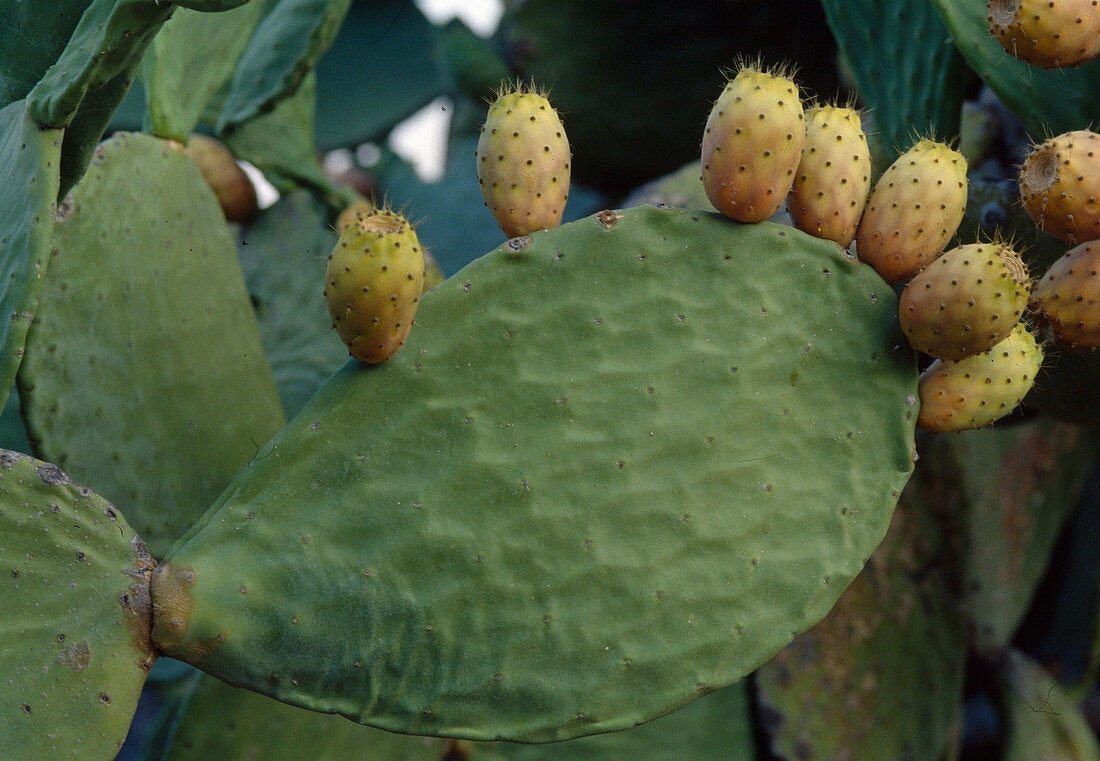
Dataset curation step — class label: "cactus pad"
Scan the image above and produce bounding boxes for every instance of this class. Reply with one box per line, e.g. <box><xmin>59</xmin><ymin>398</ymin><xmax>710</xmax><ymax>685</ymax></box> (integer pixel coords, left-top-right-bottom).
<box><xmin>0</xmin><ymin>100</ymin><xmax>63</xmax><ymax>413</ymax></box>
<box><xmin>17</xmin><ymin>132</ymin><xmax>285</xmax><ymax>560</ymax></box>
<box><xmin>0</xmin><ymin>450</ymin><xmax>155</xmax><ymax>760</ymax></box>
<box><xmin>153</xmin><ymin>206</ymin><xmax>917</xmax><ymax>741</ymax></box>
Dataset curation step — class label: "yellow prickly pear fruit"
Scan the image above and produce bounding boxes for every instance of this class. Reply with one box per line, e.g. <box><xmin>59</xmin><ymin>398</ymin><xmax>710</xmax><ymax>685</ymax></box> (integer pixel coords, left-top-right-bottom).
<box><xmin>787</xmin><ymin>104</ymin><xmax>872</xmax><ymax>247</ymax></box>
<box><xmin>1018</xmin><ymin>130</ymin><xmax>1100</xmax><ymax>243</ymax></box>
<box><xmin>1033</xmin><ymin>240</ymin><xmax>1100</xmax><ymax>348</ymax></box>
<box><xmin>335</xmin><ymin>199</ymin><xmax>375</xmax><ymax>233</ymax></box>
<box><xmin>476</xmin><ymin>84</ymin><xmax>571</xmax><ymax>238</ymax></box>
<box><xmin>701</xmin><ymin>64</ymin><xmax>805</xmax><ymax>223</ymax></box>
<box><xmin>988</xmin><ymin>0</ymin><xmax>1100</xmax><ymax>68</ymax></box>
<box><xmin>855</xmin><ymin>139</ymin><xmax>968</xmax><ymax>285</ymax></box>
<box><xmin>917</xmin><ymin>324</ymin><xmax>1043</xmax><ymax>432</ymax></box>
<box><xmin>323</xmin><ymin>209</ymin><xmax>424</xmax><ymax>364</ymax></box>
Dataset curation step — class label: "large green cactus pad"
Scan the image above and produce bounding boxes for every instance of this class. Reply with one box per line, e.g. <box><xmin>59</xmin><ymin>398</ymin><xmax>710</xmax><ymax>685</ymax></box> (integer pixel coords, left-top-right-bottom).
<box><xmin>0</xmin><ymin>100</ymin><xmax>63</xmax><ymax>413</ymax></box>
<box><xmin>17</xmin><ymin>132</ymin><xmax>285</xmax><ymax>560</ymax></box>
<box><xmin>756</xmin><ymin>432</ymin><xmax>968</xmax><ymax>761</ymax></box>
<box><xmin>821</xmin><ymin>0</ymin><xmax>967</xmax><ymax>167</ymax></box>
<box><xmin>142</xmin><ymin>2</ymin><xmax>266</xmax><ymax>141</ymax></box>
<box><xmin>154</xmin><ymin>206</ymin><xmax>917</xmax><ymax>741</ymax></box>
<box><xmin>933</xmin><ymin>0</ymin><xmax>1100</xmax><ymax>136</ymax></box>
<box><xmin>0</xmin><ymin>450</ymin><xmax>155</xmax><ymax>761</ymax></box>
<box><xmin>0</xmin><ymin>1</ymin><xmax>90</xmax><ymax>110</ymax></box>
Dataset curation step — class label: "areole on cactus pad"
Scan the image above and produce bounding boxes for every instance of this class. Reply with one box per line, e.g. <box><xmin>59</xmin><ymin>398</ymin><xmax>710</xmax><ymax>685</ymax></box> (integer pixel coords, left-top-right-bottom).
<box><xmin>151</xmin><ymin>205</ymin><xmax>917</xmax><ymax>742</ymax></box>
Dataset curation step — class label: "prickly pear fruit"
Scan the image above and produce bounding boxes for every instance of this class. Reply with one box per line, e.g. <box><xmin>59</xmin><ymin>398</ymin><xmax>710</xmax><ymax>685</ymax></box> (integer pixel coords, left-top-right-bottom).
<box><xmin>335</xmin><ymin>199</ymin><xmax>375</xmax><ymax>233</ymax></box>
<box><xmin>701</xmin><ymin>64</ymin><xmax>805</xmax><ymax>223</ymax></box>
<box><xmin>1033</xmin><ymin>240</ymin><xmax>1100</xmax><ymax>348</ymax></box>
<box><xmin>476</xmin><ymin>84</ymin><xmax>571</xmax><ymax>238</ymax></box>
<box><xmin>988</xmin><ymin>0</ymin><xmax>1100</xmax><ymax>68</ymax></box>
<box><xmin>917</xmin><ymin>324</ymin><xmax>1043</xmax><ymax>432</ymax></box>
<box><xmin>899</xmin><ymin>241</ymin><xmax>1031</xmax><ymax>360</ymax></box>
<box><xmin>855</xmin><ymin>140</ymin><xmax>968</xmax><ymax>285</ymax></box>
<box><xmin>1018</xmin><ymin>130</ymin><xmax>1100</xmax><ymax>243</ymax></box>
<box><xmin>323</xmin><ymin>209</ymin><xmax>424</xmax><ymax>363</ymax></box>
<box><xmin>787</xmin><ymin>104</ymin><xmax>871</xmax><ymax>247</ymax></box>
<box><xmin>182</xmin><ymin>134</ymin><xmax>258</xmax><ymax>224</ymax></box>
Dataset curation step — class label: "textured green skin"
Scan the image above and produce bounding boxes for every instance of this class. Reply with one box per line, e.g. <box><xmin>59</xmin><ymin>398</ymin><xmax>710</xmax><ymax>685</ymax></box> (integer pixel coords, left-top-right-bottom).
<box><xmin>757</xmin><ymin>433</ymin><xmax>967</xmax><ymax>761</ymax></box>
<box><xmin>154</xmin><ymin>206</ymin><xmax>917</xmax><ymax>742</ymax></box>
<box><xmin>239</xmin><ymin>190</ymin><xmax>349</xmax><ymax>420</ymax></box>
<box><xmin>1035</xmin><ymin>241</ymin><xmax>1100</xmax><ymax>348</ymax></box>
<box><xmin>821</xmin><ymin>0</ymin><xmax>967</xmax><ymax>168</ymax></box>
<box><xmin>855</xmin><ymin>140</ymin><xmax>968</xmax><ymax>285</ymax></box>
<box><xmin>701</xmin><ymin>69</ymin><xmax>805</xmax><ymax>224</ymax></box>
<box><xmin>1019</xmin><ymin>131</ymin><xmax>1100</xmax><ymax>244</ymax></box>
<box><xmin>788</xmin><ymin>105</ymin><xmax>871</xmax><ymax>247</ymax></box>
<box><xmin>216</xmin><ymin>0</ymin><xmax>352</xmax><ymax>135</ymax></box>
<box><xmin>0</xmin><ymin>450</ymin><xmax>155</xmax><ymax>761</ymax></box>
<box><xmin>142</xmin><ymin>2</ymin><xmax>267</xmax><ymax>141</ymax></box>
<box><xmin>950</xmin><ymin>420</ymin><xmax>1098</xmax><ymax>654</ymax></box>
<box><xmin>917</xmin><ymin>324</ymin><xmax>1042</xmax><ymax>432</ymax></box>
<box><xmin>988</xmin><ymin>0</ymin><xmax>1100</xmax><ymax>68</ymax></box>
<box><xmin>0</xmin><ymin>1</ymin><xmax>90</xmax><ymax>110</ymax></box>
<box><xmin>312</xmin><ymin>0</ymin><xmax>446</xmax><ymax>151</ymax></box>
<box><xmin>933</xmin><ymin>0</ymin><xmax>1100</xmax><ymax>137</ymax></box>
<box><xmin>899</xmin><ymin>242</ymin><xmax>1030</xmax><ymax>360</ymax></box>
<box><xmin>477</xmin><ymin>91</ymin><xmax>571</xmax><ymax>238</ymax></box>
<box><xmin>502</xmin><ymin>0</ymin><xmax>841</xmax><ymax>192</ymax></box>
<box><xmin>17</xmin><ymin>132</ymin><xmax>285</xmax><ymax>560</ymax></box>
<box><xmin>999</xmin><ymin>650</ymin><xmax>1100</xmax><ymax>760</ymax></box>
<box><xmin>162</xmin><ymin>675</ymin><xmax>447</xmax><ymax>761</ymax></box>
<box><xmin>0</xmin><ymin>101</ymin><xmax>63</xmax><ymax>414</ymax></box>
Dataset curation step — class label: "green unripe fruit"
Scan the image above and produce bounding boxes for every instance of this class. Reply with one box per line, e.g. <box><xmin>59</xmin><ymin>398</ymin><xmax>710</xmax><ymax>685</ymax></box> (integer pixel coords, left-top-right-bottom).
<box><xmin>988</xmin><ymin>0</ymin><xmax>1100</xmax><ymax>68</ymax></box>
<box><xmin>323</xmin><ymin>210</ymin><xmax>425</xmax><ymax>364</ymax></box>
<box><xmin>856</xmin><ymin>140</ymin><xmax>968</xmax><ymax>285</ymax></box>
<box><xmin>917</xmin><ymin>324</ymin><xmax>1042</xmax><ymax>432</ymax></box>
<box><xmin>476</xmin><ymin>85</ymin><xmax>571</xmax><ymax>238</ymax></box>
<box><xmin>1019</xmin><ymin>130</ymin><xmax>1100</xmax><ymax>243</ymax></box>
<box><xmin>787</xmin><ymin>104</ymin><xmax>871</xmax><ymax>247</ymax></box>
<box><xmin>701</xmin><ymin>65</ymin><xmax>805</xmax><ymax>223</ymax></box>
<box><xmin>181</xmin><ymin>134</ymin><xmax>258</xmax><ymax>224</ymax></box>
<box><xmin>899</xmin><ymin>241</ymin><xmax>1031</xmax><ymax>360</ymax></box>
<box><xmin>1034</xmin><ymin>239</ymin><xmax>1100</xmax><ymax>348</ymax></box>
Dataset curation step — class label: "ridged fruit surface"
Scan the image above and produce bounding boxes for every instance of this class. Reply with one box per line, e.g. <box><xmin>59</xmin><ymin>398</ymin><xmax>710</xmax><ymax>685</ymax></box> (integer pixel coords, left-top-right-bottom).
<box><xmin>151</xmin><ymin>206</ymin><xmax>917</xmax><ymax>744</ymax></box>
<box><xmin>917</xmin><ymin>324</ymin><xmax>1043</xmax><ymax>432</ymax></box>
<box><xmin>1033</xmin><ymin>239</ymin><xmax>1100</xmax><ymax>347</ymax></box>
<box><xmin>476</xmin><ymin>87</ymin><xmax>571</xmax><ymax>238</ymax></box>
<box><xmin>1019</xmin><ymin>130</ymin><xmax>1100</xmax><ymax>243</ymax></box>
<box><xmin>988</xmin><ymin>0</ymin><xmax>1100</xmax><ymax>68</ymax></box>
<box><xmin>788</xmin><ymin>104</ymin><xmax>872</xmax><ymax>247</ymax></box>
<box><xmin>899</xmin><ymin>241</ymin><xmax>1031</xmax><ymax>360</ymax></box>
<box><xmin>856</xmin><ymin>140</ymin><xmax>969</xmax><ymax>284</ymax></box>
<box><xmin>324</xmin><ymin>209</ymin><xmax>425</xmax><ymax>363</ymax></box>
<box><xmin>701</xmin><ymin>66</ymin><xmax>805</xmax><ymax>223</ymax></box>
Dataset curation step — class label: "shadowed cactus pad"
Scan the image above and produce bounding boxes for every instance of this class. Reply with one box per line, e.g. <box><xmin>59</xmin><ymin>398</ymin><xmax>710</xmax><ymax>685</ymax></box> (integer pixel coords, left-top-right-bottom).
<box><xmin>0</xmin><ymin>450</ymin><xmax>155</xmax><ymax>761</ymax></box>
<box><xmin>153</xmin><ymin>206</ymin><xmax>917</xmax><ymax>742</ymax></box>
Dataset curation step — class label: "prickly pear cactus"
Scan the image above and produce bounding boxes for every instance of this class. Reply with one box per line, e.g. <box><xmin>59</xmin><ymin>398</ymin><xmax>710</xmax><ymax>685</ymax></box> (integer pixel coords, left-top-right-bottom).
<box><xmin>1034</xmin><ymin>240</ymin><xmax>1100</xmax><ymax>348</ymax></box>
<box><xmin>1019</xmin><ymin>130</ymin><xmax>1100</xmax><ymax>243</ymax></box>
<box><xmin>988</xmin><ymin>0</ymin><xmax>1100</xmax><ymax>69</ymax></box>
<box><xmin>0</xmin><ymin>450</ymin><xmax>156</xmax><ymax>761</ymax></box>
<box><xmin>151</xmin><ymin>205</ymin><xmax>917</xmax><ymax>742</ymax></box>
<box><xmin>17</xmin><ymin>132</ymin><xmax>285</xmax><ymax>559</ymax></box>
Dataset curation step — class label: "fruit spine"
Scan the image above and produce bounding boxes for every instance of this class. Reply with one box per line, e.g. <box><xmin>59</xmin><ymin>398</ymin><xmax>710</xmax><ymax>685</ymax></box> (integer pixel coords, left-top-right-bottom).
<box><xmin>899</xmin><ymin>241</ymin><xmax>1031</xmax><ymax>360</ymax></box>
<box><xmin>787</xmin><ymin>104</ymin><xmax>871</xmax><ymax>247</ymax></box>
<box><xmin>916</xmin><ymin>324</ymin><xmax>1043</xmax><ymax>432</ymax></box>
<box><xmin>701</xmin><ymin>63</ymin><xmax>805</xmax><ymax>223</ymax></box>
<box><xmin>476</xmin><ymin>83</ymin><xmax>571</xmax><ymax>238</ymax></box>
<box><xmin>1033</xmin><ymin>240</ymin><xmax>1100</xmax><ymax>348</ymax></box>
<box><xmin>855</xmin><ymin>139</ymin><xmax>968</xmax><ymax>285</ymax></box>
<box><xmin>1018</xmin><ymin>130</ymin><xmax>1100</xmax><ymax>243</ymax></box>
<box><xmin>987</xmin><ymin>0</ymin><xmax>1100</xmax><ymax>68</ymax></box>
<box><xmin>323</xmin><ymin>209</ymin><xmax>424</xmax><ymax>363</ymax></box>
